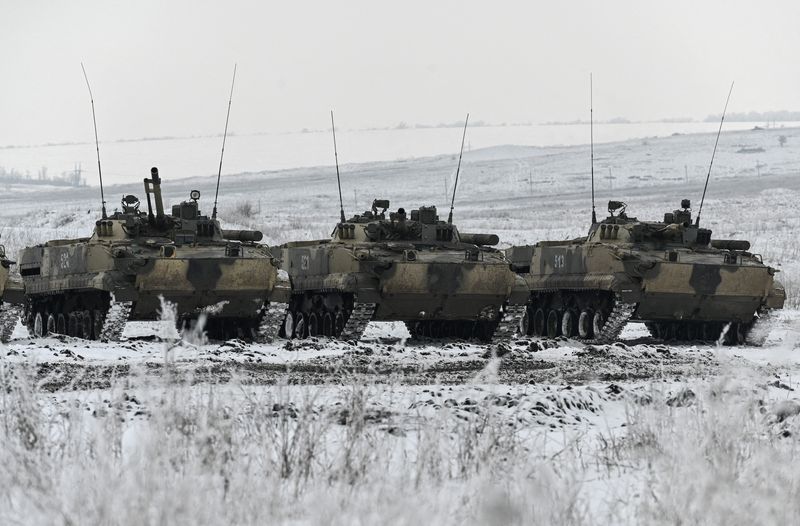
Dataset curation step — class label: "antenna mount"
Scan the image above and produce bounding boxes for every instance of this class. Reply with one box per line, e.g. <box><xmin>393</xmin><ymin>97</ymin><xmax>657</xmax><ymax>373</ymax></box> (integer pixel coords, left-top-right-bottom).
<box><xmin>448</xmin><ymin>113</ymin><xmax>469</xmax><ymax>224</ymax></box>
<box><xmin>331</xmin><ymin>110</ymin><xmax>346</xmax><ymax>223</ymax></box>
<box><xmin>590</xmin><ymin>73</ymin><xmax>596</xmax><ymax>224</ymax></box>
<box><xmin>81</xmin><ymin>63</ymin><xmax>107</xmax><ymax>219</ymax></box>
<box><xmin>212</xmin><ymin>63</ymin><xmax>237</xmax><ymax>220</ymax></box>
<box><xmin>696</xmin><ymin>81</ymin><xmax>734</xmax><ymax>227</ymax></box>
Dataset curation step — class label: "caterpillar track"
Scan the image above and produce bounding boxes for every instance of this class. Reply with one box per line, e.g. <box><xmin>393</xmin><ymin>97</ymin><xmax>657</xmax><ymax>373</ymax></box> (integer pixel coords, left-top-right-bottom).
<box><xmin>100</xmin><ymin>300</ymin><xmax>132</xmax><ymax>342</ymax></box>
<box><xmin>492</xmin><ymin>304</ymin><xmax>526</xmax><ymax>344</ymax></box>
<box><xmin>256</xmin><ymin>302</ymin><xmax>289</xmax><ymax>343</ymax></box>
<box><xmin>339</xmin><ymin>302</ymin><xmax>376</xmax><ymax>341</ymax></box>
<box><xmin>589</xmin><ymin>299</ymin><xmax>636</xmax><ymax>344</ymax></box>
<box><xmin>746</xmin><ymin>308</ymin><xmax>777</xmax><ymax>346</ymax></box>
<box><xmin>0</xmin><ymin>304</ymin><xmax>21</xmax><ymax>343</ymax></box>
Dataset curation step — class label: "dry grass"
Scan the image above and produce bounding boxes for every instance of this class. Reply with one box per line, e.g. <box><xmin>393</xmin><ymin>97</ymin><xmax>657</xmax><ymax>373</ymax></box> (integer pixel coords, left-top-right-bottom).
<box><xmin>0</xmin><ymin>355</ymin><xmax>797</xmax><ymax>525</ymax></box>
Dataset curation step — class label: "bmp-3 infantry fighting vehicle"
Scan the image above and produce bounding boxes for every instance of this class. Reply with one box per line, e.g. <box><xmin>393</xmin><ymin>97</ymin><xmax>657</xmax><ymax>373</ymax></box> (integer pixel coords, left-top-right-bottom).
<box><xmin>507</xmin><ymin>199</ymin><xmax>785</xmax><ymax>345</ymax></box>
<box><xmin>280</xmin><ymin>200</ymin><xmax>527</xmax><ymax>342</ymax></box>
<box><xmin>0</xmin><ymin>238</ymin><xmax>25</xmax><ymax>343</ymax></box>
<box><xmin>18</xmin><ymin>167</ymin><xmax>286</xmax><ymax>341</ymax></box>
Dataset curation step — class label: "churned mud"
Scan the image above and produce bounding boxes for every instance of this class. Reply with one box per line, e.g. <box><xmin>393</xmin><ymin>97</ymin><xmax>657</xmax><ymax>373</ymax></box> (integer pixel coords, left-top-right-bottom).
<box><xmin>8</xmin><ymin>333</ymin><xmax>723</xmax><ymax>393</ymax></box>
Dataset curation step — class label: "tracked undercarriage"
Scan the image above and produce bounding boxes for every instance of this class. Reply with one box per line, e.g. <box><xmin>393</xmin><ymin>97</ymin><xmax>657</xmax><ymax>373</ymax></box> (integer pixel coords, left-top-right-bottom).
<box><xmin>25</xmin><ymin>291</ymin><xmax>286</xmax><ymax>343</ymax></box>
<box><xmin>519</xmin><ymin>290</ymin><xmax>635</xmax><ymax>344</ymax></box>
<box><xmin>644</xmin><ymin>305</ymin><xmax>778</xmax><ymax>346</ymax></box>
<box><xmin>280</xmin><ymin>291</ymin><xmax>366</xmax><ymax>341</ymax></box>
<box><xmin>0</xmin><ymin>239</ymin><xmax>25</xmax><ymax>343</ymax></box>
<box><xmin>19</xmin><ymin>168</ymin><xmax>284</xmax><ymax>343</ymax></box>
<box><xmin>280</xmin><ymin>201</ymin><xmax>527</xmax><ymax>345</ymax></box>
<box><xmin>0</xmin><ymin>304</ymin><xmax>22</xmax><ymax>343</ymax></box>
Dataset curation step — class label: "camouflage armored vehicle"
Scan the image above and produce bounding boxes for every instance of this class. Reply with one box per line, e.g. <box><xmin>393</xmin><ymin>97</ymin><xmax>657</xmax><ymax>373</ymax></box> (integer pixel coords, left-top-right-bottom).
<box><xmin>0</xmin><ymin>239</ymin><xmax>25</xmax><ymax>343</ymax></box>
<box><xmin>280</xmin><ymin>199</ymin><xmax>528</xmax><ymax>342</ymax></box>
<box><xmin>506</xmin><ymin>199</ymin><xmax>785</xmax><ymax>345</ymax></box>
<box><xmin>18</xmin><ymin>167</ymin><xmax>287</xmax><ymax>341</ymax></box>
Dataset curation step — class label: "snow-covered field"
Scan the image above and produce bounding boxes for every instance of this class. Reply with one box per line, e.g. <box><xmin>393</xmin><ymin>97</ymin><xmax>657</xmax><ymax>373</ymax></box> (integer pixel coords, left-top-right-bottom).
<box><xmin>1</xmin><ymin>125</ymin><xmax>800</xmax><ymax>524</ymax></box>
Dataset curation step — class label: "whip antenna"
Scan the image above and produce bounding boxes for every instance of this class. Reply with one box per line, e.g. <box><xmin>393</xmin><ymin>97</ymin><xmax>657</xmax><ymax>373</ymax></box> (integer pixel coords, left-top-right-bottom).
<box><xmin>81</xmin><ymin>63</ymin><xmax>107</xmax><ymax>219</ymax></box>
<box><xmin>212</xmin><ymin>63</ymin><xmax>237</xmax><ymax>220</ymax></box>
<box><xmin>696</xmin><ymin>81</ymin><xmax>734</xmax><ymax>227</ymax></box>
<box><xmin>590</xmin><ymin>73</ymin><xmax>596</xmax><ymax>224</ymax></box>
<box><xmin>447</xmin><ymin>113</ymin><xmax>469</xmax><ymax>224</ymax></box>
<box><xmin>330</xmin><ymin>110</ymin><xmax>346</xmax><ymax>223</ymax></box>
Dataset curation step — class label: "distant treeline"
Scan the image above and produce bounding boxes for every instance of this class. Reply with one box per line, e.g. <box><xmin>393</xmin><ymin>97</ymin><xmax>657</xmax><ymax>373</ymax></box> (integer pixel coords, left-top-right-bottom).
<box><xmin>0</xmin><ymin>166</ymin><xmax>86</xmax><ymax>187</ymax></box>
<box><xmin>542</xmin><ymin>117</ymin><xmax>633</xmax><ymax>126</ymax></box>
<box><xmin>704</xmin><ymin>110</ymin><xmax>800</xmax><ymax>122</ymax></box>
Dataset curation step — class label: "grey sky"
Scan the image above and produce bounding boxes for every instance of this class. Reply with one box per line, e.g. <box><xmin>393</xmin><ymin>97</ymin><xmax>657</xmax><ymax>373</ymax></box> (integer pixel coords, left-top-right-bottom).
<box><xmin>1</xmin><ymin>0</ymin><xmax>798</xmax><ymax>145</ymax></box>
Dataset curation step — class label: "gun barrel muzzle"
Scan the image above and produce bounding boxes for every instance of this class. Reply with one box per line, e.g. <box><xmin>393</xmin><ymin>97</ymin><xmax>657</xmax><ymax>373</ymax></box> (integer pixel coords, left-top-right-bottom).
<box><xmin>223</xmin><ymin>230</ymin><xmax>263</xmax><ymax>242</ymax></box>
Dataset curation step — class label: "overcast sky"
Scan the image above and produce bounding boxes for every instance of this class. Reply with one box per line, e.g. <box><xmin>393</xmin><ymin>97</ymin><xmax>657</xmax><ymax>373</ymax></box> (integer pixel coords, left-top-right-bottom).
<box><xmin>1</xmin><ymin>0</ymin><xmax>798</xmax><ymax>145</ymax></box>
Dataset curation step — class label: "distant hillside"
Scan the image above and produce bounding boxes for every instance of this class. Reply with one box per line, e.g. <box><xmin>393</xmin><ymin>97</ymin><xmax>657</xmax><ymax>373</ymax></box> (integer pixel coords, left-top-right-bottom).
<box><xmin>704</xmin><ymin>110</ymin><xmax>800</xmax><ymax>122</ymax></box>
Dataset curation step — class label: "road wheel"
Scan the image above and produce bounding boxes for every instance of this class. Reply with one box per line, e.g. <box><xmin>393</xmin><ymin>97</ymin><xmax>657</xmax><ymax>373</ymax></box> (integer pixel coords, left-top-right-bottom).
<box><xmin>284</xmin><ymin>311</ymin><xmax>296</xmax><ymax>339</ymax></box>
<box><xmin>546</xmin><ymin>310</ymin><xmax>560</xmax><ymax>338</ymax></box>
<box><xmin>520</xmin><ymin>308</ymin><xmax>531</xmax><ymax>335</ymax></box>
<box><xmin>322</xmin><ymin>312</ymin><xmax>333</xmax><ymax>337</ymax></box>
<box><xmin>561</xmin><ymin>311</ymin><xmax>576</xmax><ymax>338</ymax></box>
<box><xmin>592</xmin><ymin>310</ymin><xmax>607</xmax><ymax>338</ymax></box>
<box><xmin>75</xmin><ymin>312</ymin><xmax>84</xmax><ymax>339</ymax></box>
<box><xmin>307</xmin><ymin>311</ymin><xmax>320</xmax><ymax>337</ymax></box>
<box><xmin>734</xmin><ymin>322</ymin><xmax>747</xmax><ymax>345</ymax></box>
<box><xmin>80</xmin><ymin>310</ymin><xmax>92</xmax><ymax>339</ymax></box>
<box><xmin>33</xmin><ymin>312</ymin><xmax>44</xmax><ymax>338</ymax></box>
<box><xmin>532</xmin><ymin>308</ymin><xmax>546</xmax><ymax>336</ymax></box>
<box><xmin>56</xmin><ymin>314</ymin><xmax>66</xmax><ymax>335</ymax></box>
<box><xmin>67</xmin><ymin>313</ymin><xmax>78</xmax><ymax>337</ymax></box>
<box><xmin>578</xmin><ymin>310</ymin><xmax>594</xmax><ymax>339</ymax></box>
<box><xmin>47</xmin><ymin>313</ymin><xmax>57</xmax><ymax>335</ymax></box>
<box><xmin>333</xmin><ymin>311</ymin><xmax>346</xmax><ymax>337</ymax></box>
<box><xmin>92</xmin><ymin>310</ymin><xmax>105</xmax><ymax>340</ymax></box>
<box><xmin>295</xmin><ymin>312</ymin><xmax>308</xmax><ymax>339</ymax></box>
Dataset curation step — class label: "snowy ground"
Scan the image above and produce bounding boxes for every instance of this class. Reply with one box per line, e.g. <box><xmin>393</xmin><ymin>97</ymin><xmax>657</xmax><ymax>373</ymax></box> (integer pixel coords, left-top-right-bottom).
<box><xmin>1</xmin><ymin>126</ymin><xmax>800</xmax><ymax>524</ymax></box>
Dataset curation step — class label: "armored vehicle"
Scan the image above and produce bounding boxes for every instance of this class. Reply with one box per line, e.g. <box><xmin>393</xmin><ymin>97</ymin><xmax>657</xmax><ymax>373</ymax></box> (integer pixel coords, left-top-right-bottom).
<box><xmin>506</xmin><ymin>199</ymin><xmax>785</xmax><ymax>345</ymax></box>
<box><xmin>0</xmin><ymin>239</ymin><xmax>24</xmax><ymax>343</ymax></box>
<box><xmin>18</xmin><ymin>167</ymin><xmax>287</xmax><ymax>341</ymax></box>
<box><xmin>280</xmin><ymin>200</ymin><xmax>527</xmax><ymax>342</ymax></box>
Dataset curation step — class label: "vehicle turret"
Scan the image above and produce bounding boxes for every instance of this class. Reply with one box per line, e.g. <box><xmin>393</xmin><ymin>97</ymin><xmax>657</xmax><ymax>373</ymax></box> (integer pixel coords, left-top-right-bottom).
<box><xmin>92</xmin><ymin>169</ymin><xmax>263</xmax><ymax>247</ymax></box>
<box><xmin>509</xmin><ymin>198</ymin><xmax>784</xmax><ymax>346</ymax></box>
<box><xmin>589</xmin><ymin>199</ymin><xmax>717</xmax><ymax>249</ymax></box>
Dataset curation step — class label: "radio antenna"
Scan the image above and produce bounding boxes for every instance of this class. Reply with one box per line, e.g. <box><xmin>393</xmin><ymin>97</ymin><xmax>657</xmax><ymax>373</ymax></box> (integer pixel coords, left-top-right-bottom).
<box><xmin>212</xmin><ymin>63</ymin><xmax>237</xmax><ymax>220</ymax></box>
<box><xmin>447</xmin><ymin>113</ymin><xmax>469</xmax><ymax>224</ymax></box>
<box><xmin>81</xmin><ymin>63</ymin><xmax>107</xmax><ymax>219</ymax></box>
<box><xmin>696</xmin><ymin>81</ymin><xmax>734</xmax><ymax>227</ymax></box>
<box><xmin>330</xmin><ymin>110</ymin><xmax>346</xmax><ymax>223</ymax></box>
<box><xmin>590</xmin><ymin>73</ymin><xmax>596</xmax><ymax>224</ymax></box>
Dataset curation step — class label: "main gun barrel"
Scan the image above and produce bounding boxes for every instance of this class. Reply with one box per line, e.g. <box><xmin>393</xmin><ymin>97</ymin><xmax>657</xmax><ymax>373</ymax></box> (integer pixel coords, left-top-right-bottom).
<box><xmin>460</xmin><ymin>233</ymin><xmax>499</xmax><ymax>246</ymax></box>
<box><xmin>223</xmin><ymin>230</ymin><xmax>263</xmax><ymax>242</ymax></box>
<box><xmin>711</xmin><ymin>239</ymin><xmax>751</xmax><ymax>251</ymax></box>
